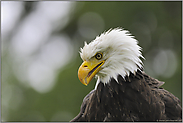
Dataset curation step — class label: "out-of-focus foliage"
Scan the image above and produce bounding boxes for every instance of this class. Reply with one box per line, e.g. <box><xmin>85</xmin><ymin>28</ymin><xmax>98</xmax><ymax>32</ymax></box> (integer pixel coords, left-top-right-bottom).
<box><xmin>1</xmin><ymin>1</ymin><xmax>182</xmax><ymax>122</ymax></box>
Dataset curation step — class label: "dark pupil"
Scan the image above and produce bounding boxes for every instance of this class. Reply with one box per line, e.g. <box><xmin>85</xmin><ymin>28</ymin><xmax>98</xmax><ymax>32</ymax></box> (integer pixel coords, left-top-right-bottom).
<box><xmin>96</xmin><ymin>53</ymin><xmax>102</xmax><ymax>59</ymax></box>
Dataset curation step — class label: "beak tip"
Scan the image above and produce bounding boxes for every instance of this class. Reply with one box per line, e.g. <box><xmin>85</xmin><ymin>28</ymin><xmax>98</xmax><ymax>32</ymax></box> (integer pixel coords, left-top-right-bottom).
<box><xmin>78</xmin><ymin>77</ymin><xmax>88</xmax><ymax>86</ymax></box>
<box><xmin>82</xmin><ymin>80</ymin><xmax>89</xmax><ymax>86</ymax></box>
<box><xmin>84</xmin><ymin>83</ymin><xmax>88</xmax><ymax>86</ymax></box>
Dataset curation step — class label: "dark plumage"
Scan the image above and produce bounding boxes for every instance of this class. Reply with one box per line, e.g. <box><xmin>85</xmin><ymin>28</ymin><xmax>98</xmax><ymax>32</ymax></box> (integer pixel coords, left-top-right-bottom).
<box><xmin>71</xmin><ymin>28</ymin><xmax>182</xmax><ymax>122</ymax></box>
<box><xmin>71</xmin><ymin>70</ymin><xmax>182</xmax><ymax>122</ymax></box>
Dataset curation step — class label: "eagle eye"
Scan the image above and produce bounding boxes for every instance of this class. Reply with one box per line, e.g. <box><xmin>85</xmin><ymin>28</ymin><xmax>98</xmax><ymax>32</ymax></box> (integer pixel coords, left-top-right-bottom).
<box><xmin>95</xmin><ymin>52</ymin><xmax>103</xmax><ymax>60</ymax></box>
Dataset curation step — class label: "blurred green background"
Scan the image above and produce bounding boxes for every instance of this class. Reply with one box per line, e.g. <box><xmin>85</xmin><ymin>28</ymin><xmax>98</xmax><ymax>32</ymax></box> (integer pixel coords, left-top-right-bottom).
<box><xmin>1</xmin><ymin>1</ymin><xmax>182</xmax><ymax>122</ymax></box>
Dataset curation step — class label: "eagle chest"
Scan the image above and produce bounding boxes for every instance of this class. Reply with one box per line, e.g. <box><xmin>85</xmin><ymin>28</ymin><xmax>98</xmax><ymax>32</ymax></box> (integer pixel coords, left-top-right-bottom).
<box><xmin>83</xmin><ymin>75</ymin><xmax>164</xmax><ymax>121</ymax></box>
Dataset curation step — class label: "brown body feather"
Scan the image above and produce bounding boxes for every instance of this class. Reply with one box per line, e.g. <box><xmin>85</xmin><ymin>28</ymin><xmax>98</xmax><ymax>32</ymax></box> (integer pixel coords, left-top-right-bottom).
<box><xmin>71</xmin><ymin>70</ymin><xmax>182</xmax><ymax>122</ymax></box>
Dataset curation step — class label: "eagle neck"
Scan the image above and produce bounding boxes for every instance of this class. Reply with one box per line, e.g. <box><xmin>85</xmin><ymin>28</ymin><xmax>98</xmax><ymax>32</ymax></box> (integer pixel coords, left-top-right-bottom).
<box><xmin>94</xmin><ymin>69</ymin><xmax>143</xmax><ymax>90</ymax></box>
<box><xmin>95</xmin><ymin>77</ymin><xmax>101</xmax><ymax>90</ymax></box>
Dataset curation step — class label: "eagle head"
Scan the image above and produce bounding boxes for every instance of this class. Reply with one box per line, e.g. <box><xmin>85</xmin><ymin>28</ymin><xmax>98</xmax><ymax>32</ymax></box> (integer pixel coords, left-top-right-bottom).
<box><xmin>78</xmin><ymin>28</ymin><xmax>144</xmax><ymax>87</ymax></box>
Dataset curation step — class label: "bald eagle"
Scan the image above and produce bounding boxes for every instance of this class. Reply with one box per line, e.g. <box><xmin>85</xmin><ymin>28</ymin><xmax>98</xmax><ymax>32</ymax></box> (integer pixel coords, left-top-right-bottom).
<box><xmin>71</xmin><ymin>28</ymin><xmax>182</xmax><ymax>122</ymax></box>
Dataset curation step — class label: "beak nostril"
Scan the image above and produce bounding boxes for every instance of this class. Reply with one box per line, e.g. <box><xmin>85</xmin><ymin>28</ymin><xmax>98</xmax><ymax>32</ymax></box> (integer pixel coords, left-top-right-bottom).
<box><xmin>84</xmin><ymin>65</ymin><xmax>88</xmax><ymax>67</ymax></box>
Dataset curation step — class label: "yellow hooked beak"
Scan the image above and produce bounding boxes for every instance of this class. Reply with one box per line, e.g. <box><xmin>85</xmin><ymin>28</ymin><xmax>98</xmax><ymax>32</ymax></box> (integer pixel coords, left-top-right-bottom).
<box><xmin>78</xmin><ymin>60</ymin><xmax>105</xmax><ymax>86</ymax></box>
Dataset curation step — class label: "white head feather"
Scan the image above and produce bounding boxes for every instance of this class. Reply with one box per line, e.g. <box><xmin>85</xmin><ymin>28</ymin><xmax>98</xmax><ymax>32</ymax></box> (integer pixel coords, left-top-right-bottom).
<box><xmin>79</xmin><ymin>28</ymin><xmax>144</xmax><ymax>87</ymax></box>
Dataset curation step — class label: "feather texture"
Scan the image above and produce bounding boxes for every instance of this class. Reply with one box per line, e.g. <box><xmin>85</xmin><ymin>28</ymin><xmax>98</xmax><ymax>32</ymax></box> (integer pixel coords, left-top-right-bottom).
<box><xmin>80</xmin><ymin>28</ymin><xmax>144</xmax><ymax>84</ymax></box>
<box><xmin>71</xmin><ymin>71</ymin><xmax>182</xmax><ymax>122</ymax></box>
<box><xmin>72</xmin><ymin>28</ymin><xmax>182</xmax><ymax>122</ymax></box>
